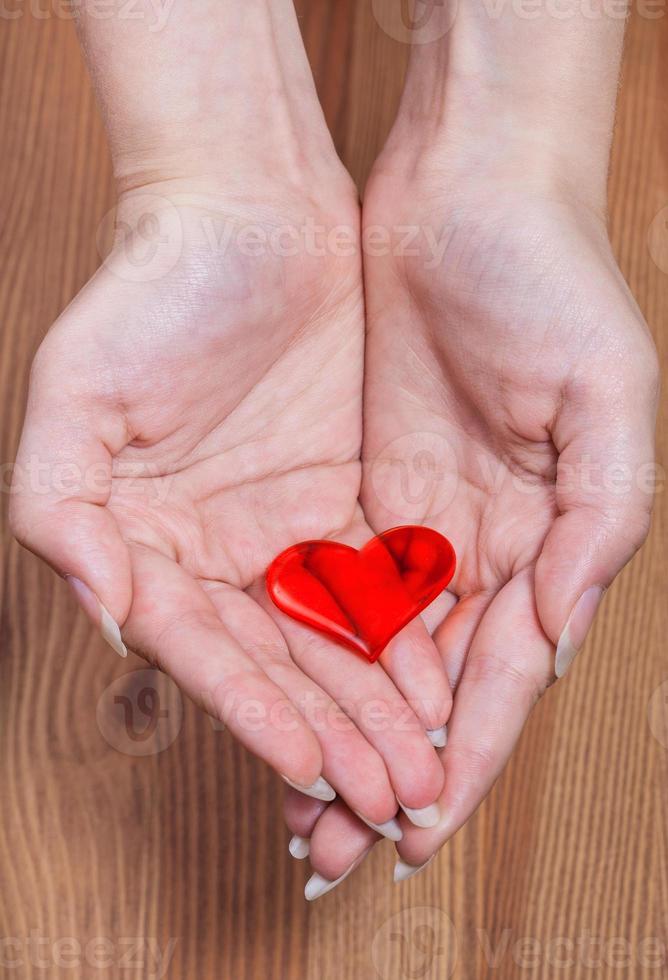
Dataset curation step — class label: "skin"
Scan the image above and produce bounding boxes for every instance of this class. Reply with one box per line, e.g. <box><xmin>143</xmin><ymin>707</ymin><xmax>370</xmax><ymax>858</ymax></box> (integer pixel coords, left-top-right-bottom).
<box><xmin>11</xmin><ymin>178</ymin><xmax>452</xmax><ymax>826</ymax></box>
<box><xmin>292</xmin><ymin>169</ymin><xmax>658</xmax><ymax>882</ymax></box>
<box><xmin>10</xmin><ymin>1</ymin><xmax>450</xmax><ymax>834</ymax></box>
<box><xmin>11</xmin><ymin>0</ymin><xmax>659</xmax><ymax>894</ymax></box>
<box><xmin>286</xmin><ymin>6</ymin><xmax>659</xmax><ymax>886</ymax></box>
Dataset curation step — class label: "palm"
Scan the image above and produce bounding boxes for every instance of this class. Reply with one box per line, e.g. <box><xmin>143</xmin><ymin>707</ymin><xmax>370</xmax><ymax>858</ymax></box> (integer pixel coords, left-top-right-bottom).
<box><xmin>68</xmin><ymin>191</ymin><xmax>368</xmax><ymax>696</ymax></box>
<box><xmin>102</xmin><ymin>199</ymin><xmax>364</xmax><ymax>615</ymax></box>
<box><xmin>365</xmin><ymin>179</ymin><xmax>652</xmax><ymax>626</ymax></box>
<box><xmin>360</xmin><ymin>173</ymin><xmax>656</xmax><ymax>852</ymax></box>
<box><xmin>15</xmin><ymin>186</ymin><xmax>450</xmax><ymax>824</ymax></box>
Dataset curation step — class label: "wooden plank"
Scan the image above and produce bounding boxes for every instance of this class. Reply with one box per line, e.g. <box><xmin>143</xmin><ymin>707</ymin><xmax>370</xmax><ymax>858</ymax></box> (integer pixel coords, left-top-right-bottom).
<box><xmin>0</xmin><ymin>5</ymin><xmax>665</xmax><ymax>979</ymax></box>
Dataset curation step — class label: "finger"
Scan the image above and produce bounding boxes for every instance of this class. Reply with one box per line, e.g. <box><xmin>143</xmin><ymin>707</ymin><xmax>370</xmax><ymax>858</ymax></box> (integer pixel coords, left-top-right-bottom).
<box><xmin>339</xmin><ymin>523</ymin><xmax>454</xmax><ymax>731</ymax></box>
<box><xmin>379</xmin><ymin>615</ymin><xmax>453</xmax><ymax>736</ymax></box>
<box><xmin>10</xmin><ymin>342</ymin><xmax>132</xmax><ymax>653</ymax></box>
<box><xmin>208</xmin><ymin>583</ymin><xmax>402</xmax><ymax>836</ymax></box>
<box><xmin>432</xmin><ymin>591</ymin><xmax>494</xmax><ymax>689</ymax></box>
<box><xmin>124</xmin><ymin>546</ymin><xmax>331</xmax><ymax>796</ymax></box>
<box><xmin>536</xmin><ymin>362</ymin><xmax>657</xmax><ymax>677</ymax></box>
<box><xmin>284</xmin><ymin>788</ymin><xmax>328</xmax><ymax>837</ymax></box>
<box><xmin>271</xmin><ymin>521</ymin><xmax>454</xmax><ymax>732</ymax></box>
<box><xmin>420</xmin><ymin>588</ymin><xmax>458</xmax><ymax>635</ymax></box>
<box><xmin>283</xmin><ymin>787</ymin><xmax>328</xmax><ymax>860</ymax></box>
<box><xmin>395</xmin><ymin>568</ymin><xmax>553</xmax><ymax>870</ymax></box>
<box><xmin>263</xmin><ymin>521</ymin><xmax>448</xmax><ymax>825</ymax></box>
<box><xmin>266</xmin><ymin>593</ymin><xmax>445</xmax><ymax>827</ymax></box>
<box><xmin>304</xmin><ymin>799</ymin><xmax>378</xmax><ymax>900</ymax></box>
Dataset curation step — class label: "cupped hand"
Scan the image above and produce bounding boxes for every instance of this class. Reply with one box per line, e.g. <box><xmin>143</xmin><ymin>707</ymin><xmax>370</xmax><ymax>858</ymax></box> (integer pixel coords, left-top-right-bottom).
<box><xmin>290</xmin><ymin>164</ymin><xmax>658</xmax><ymax>889</ymax></box>
<box><xmin>10</xmin><ymin>177</ymin><xmax>451</xmax><ymax>834</ymax></box>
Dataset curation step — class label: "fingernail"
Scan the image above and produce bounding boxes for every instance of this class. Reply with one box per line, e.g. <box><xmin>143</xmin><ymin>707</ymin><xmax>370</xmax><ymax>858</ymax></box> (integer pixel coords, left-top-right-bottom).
<box><xmin>397</xmin><ymin>800</ymin><xmax>441</xmax><ymax>828</ymax></box>
<box><xmin>288</xmin><ymin>835</ymin><xmax>310</xmax><ymax>859</ymax></box>
<box><xmin>281</xmin><ymin>774</ymin><xmax>336</xmax><ymax>802</ymax></box>
<box><xmin>393</xmin><ymin>855</ymin><xmax>434</xmax><ymax>882</ymax></box>
<box><xmin>66</xmin><ymin>576</ymin><xmax>127</xmax><ymax>658</ymax></box>
<box><xmin>353</xmin><ymin>810</ymin><xmax>403</xmax><ymax>842</ymax></box>
<box><xmin>555</xmin><ymin>586</ymin><xmax>605</xmax><ymax>678</ymax></box>
<box><xmin>427</xmin><ymin>725</ymin><xmax>447</xmax><ymax>748</ymax></box>
<box><xmin>304</xmin><ymin>848</ymin><xmax>372</xmax><ymax>901</ymax></box>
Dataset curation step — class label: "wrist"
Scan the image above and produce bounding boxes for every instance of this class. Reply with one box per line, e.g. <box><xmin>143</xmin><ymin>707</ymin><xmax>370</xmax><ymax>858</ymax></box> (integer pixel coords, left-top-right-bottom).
<box><xmin>109</xmin><ymin>107</ymin><xmax>351</xmax><ymax>205</ymax></box>
<box><xmin>381</xmin><ymin>109</ymin><xmax>610</xmax><ymax>217</ymax></box>
<box><xmin>76</xmin><ymin>0</ymin><xmax>345</xmax><ymax>197</ymax></box>
<box><xmin>378</xmin><ymin>3</ymin><xmax>627</xmax><ymax>213</ymax></box>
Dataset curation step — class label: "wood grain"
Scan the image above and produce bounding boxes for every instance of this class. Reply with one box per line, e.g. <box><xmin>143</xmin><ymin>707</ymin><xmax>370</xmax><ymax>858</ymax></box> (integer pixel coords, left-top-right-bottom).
<box><xmin>1</xmin><ymin>4</ymin><xmax>666</xmax><ymax>979</ymax></box>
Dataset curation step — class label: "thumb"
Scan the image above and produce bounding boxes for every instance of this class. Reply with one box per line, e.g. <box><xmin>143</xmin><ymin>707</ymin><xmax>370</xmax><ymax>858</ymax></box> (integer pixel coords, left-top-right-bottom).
<box><xmin>10</xmin><ymin>343</ymin><xmax>133</xmax><ymax>656</ymax></box>
<box><xmin>535</xmin><ymin>371</ymin><xmax>658</xmax><ymax>678</ymax></box>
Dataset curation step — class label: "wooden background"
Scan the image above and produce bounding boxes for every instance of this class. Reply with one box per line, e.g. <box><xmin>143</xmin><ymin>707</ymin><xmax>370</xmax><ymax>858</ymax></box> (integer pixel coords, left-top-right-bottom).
<box><xmin>1</xmin><ymin>3</ymin><xmax>666</xmax><ymax>979</ymax></box>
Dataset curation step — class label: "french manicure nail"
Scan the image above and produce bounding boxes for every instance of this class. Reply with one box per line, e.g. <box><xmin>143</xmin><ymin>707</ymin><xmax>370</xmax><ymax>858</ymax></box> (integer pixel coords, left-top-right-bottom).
<box><xmin>555</xmin><ymin>586</ymin><xmax>605</xmax><ymax>678</ymax></box>
<box><xmin>281</xmin><ymin>774</ymin><xmax>336</xmax><ymax>802</ymax></box>
<box><xmin>393</xmin><ymin>855</ymin><xmax>434</xmax><ymax>882</ymax></box>
<box><xmin>304</xmin><ymin>848</ymin><xmax>372</xmax><ymax>901</ymax></box>
<box><xmin>353</xmin><ymin>810</ymin><xmax>403</xmax><ymax>842</ymax></box>
<box><xmin>397</xmin><ymin>800</ymin><xmax>441</xmax><ymax>828</ymax></box>
<box><xmin>66</xmin><ymin>576</ymin><xmax>127</xmax><ymax>658</ymax></box>
<box><xmin>288</xmin><ymin>835</ymin><xmax>310</xmax><ymax>859</ymax></box>
<box><xmin>427</xmin><ymin>725</ymin><xmax>447</xmax><ymax>748</ymax></box>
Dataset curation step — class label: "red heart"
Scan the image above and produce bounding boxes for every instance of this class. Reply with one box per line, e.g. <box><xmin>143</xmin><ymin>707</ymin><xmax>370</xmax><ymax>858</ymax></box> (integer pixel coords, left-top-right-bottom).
<box><xmin>266</xmin><ymin>526</ymin><xmax>456</xmax><ymax>662</ymax></box>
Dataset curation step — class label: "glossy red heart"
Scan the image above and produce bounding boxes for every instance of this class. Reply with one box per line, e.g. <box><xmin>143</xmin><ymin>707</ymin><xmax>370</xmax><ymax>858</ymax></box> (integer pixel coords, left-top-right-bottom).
<box><xmin>266</xmin><ymin>526</ymin><xmax>456</xmax><ymax>662</ymax></box>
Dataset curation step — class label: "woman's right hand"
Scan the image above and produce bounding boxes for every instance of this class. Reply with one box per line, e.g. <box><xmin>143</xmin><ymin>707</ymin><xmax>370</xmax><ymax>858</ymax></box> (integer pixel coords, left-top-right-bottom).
<box><xmin>11</xmin><ymin>176</ymin><xmax>452</xmax><ymax>839</ymax></box>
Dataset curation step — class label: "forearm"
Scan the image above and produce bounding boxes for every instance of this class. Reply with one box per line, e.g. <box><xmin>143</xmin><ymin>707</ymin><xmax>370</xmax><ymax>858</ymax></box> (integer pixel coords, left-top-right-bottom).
<box><xmin>388</xmin><ymin>2</ymin><xmax>628</xmax><ymax>207</ymax></box>
<box><xmin>73</xmin><ymin>0</ymin><xmax>332</xmax><ymax>191</ymax></box>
